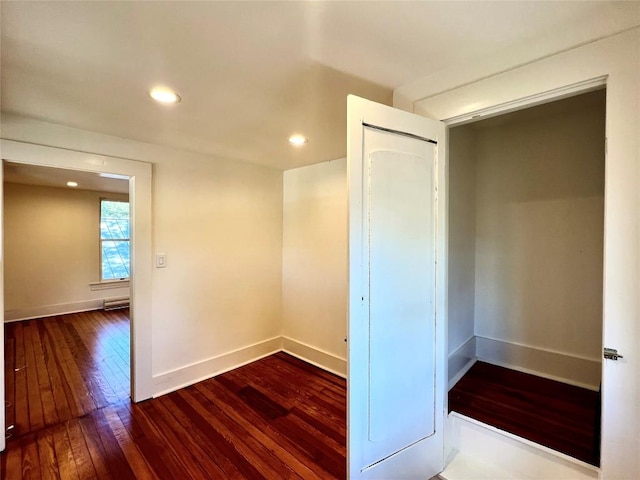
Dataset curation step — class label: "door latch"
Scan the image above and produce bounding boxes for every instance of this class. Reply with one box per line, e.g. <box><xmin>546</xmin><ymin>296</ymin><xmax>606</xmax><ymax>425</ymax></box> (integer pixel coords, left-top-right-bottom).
<box><xmin>603</xmin><ymin>347</ymin><xmax>623</xmax><ymax>361</ymax></box>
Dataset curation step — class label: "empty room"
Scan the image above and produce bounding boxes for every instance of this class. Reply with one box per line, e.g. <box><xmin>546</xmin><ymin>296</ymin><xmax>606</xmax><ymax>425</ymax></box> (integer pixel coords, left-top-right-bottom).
<box><xmin>1</xmin><ymin>2</ymin><xmax>639</xmax><ymax>480</ymax></box>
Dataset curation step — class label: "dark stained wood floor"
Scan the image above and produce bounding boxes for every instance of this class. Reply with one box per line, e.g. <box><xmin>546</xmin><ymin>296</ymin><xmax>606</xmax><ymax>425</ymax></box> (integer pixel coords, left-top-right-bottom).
<box><xmin>449</xmin><ymin>361</ymin><xmax>600</xmax><ymax>466</ymax></box>
<box><xmin>4</xmin><ymin>310</ymin><xmax>131</xmax><ymax>440</ymax></box>
<box><xmin>2</xmin><ymin>310</ymin><xmax>346</xmax><ymax>479</ymax></box>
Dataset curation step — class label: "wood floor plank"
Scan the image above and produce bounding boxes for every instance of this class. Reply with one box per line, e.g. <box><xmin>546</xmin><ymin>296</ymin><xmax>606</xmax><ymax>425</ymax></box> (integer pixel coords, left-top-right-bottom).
<box><xmin>194</xmin><ymin>381</ymin><xmax>326</xmax><ymax>480</ymax></box>
<box><xmin>2</xmin><ymin>438</ymin><xmax>22</xmax><ymax>480</ymax></box>
<box><xmin>36</xmin><ymin>429</ymin><xmax>59</xmax><ymax>480</ymax></box>
<box><xmin>136</xmin><ymin>399</ymin><xmax>213</xmax><ymax>479</ymax></box>
<box><xmin>220</xmin><ymin>366</ymin><xmax>298</xmax><ymax>413</ymax></box>
<box><xmin>4</xmin><ymin>332</ymin><xmax>16</xmax><ymax>435</ymax></box>
<box><xmin>13</xmin><ymin>322</ymin><xmax>31</xmax><ymax>436</ymax></box>
<box><xmin>154</xmin><ymin>394</ymin><xmax>244</xmax><ymax>479</ymax></box>
<box><xmin>449</xmin><ymin>361</ymin><xmax>600</xmax><ymax>466</ymax></box>
<box><xmin>44</xmin><ymin>317</ymin><xmax>96</xmax><ymax>417</ymax></box>
<box><xmin>77</xmin><ymin>414</ymin><xmax>114</xmax><ymax>480</ymax></box>
<box><xmin>151</xmin><ymin>396</ymin><xmax>231</xmax><ymax>478</ymax></box>
<box><xmin>290</xmin><ymin>405</ymin><xmax>346</xmax><ymax>446</ymax></box>
<box><xmin>60</xmin><ymin>321</ymin><xmax>118</xmax><ymax>409</ymax></box>
<box><xmin>29</xmin><ymin>320</ymin><xmax>59</xmax><ymax>428</ymax></box>
<box><xmin>21</xmin><ymin>438</ymin><xmax>42</xmax><ymax>480</ymax></box>
<box><xmin>114</xmin><ymin>402</ymin><xmax>186</xmax><ymax>480</ymax></box>
<box><xmin>51</xmin><ymin>423</ymin><xmax>80</xmax><ymax>480</ymax></box>
<box><xmin>176</xmin><ymin>387</ymin><xmax>282</xmax><ymax>480</ymax></box>
<box><xmin>204</xmin><ymin>367</ymin><xmax>345</xmax><ymax>479</ymax></box>
<box><xmin>91</xmin><ymin>311</ymin><xmax>130</xmax><ymax>364</ymax></box>
<box><xmin>84</xmin><ymin>312</ymin><xmax>130</xmax><ymax>391</ymax></box>
<box><xmin>37</xmin><ymin>321</ymin><xmax>72</xmax><ymax>428</ymax></box>
<box><xmin>121</xmin><ymin>401</ymin><xmax>196</xmax><ymax>480</ymax></box>
<box><xmin>23</xmin><ymin>322</ymin><xmax>46</xmax><ymax>433</ymax></box>
<box><xmin>273</xmin><ymin>413</ymin><xmax>346</xmax><ymax>479</ymax></box>
<box><xmin>3</xmin><ymin>310</ymin><xmax>346</xmax><ymax>478</ymax></box>
<box><xmin>65</xmin><ymin>419</ymin><xmax>97</xmax><ymax>480</ymax></box>
<box><xmin>101</xmin><ymin>405</ymin><xmax>156</xmax><ymax>480</ymax></box>
<box><xmin>90</xmin><ymin>408</ymin><xmax>136</xmax><ymax>480</ymax></box>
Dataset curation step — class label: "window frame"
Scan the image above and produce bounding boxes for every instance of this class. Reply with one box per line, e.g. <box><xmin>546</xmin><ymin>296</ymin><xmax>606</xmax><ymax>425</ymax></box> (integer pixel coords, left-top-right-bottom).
<box><xmin>99</xmin><ymin>197</ymin><xmax>131</xmax><ymax>282</ymax></box>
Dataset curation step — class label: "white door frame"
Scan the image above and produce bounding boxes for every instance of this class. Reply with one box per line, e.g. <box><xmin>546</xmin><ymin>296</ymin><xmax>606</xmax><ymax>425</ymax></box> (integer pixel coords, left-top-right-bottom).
<box><xmin>440</xmin><ymin>76</ymin><xmax>607</xmax><ymax>128</ymax></box>
<box><xmin>0</xmin><ymin>140</ymin><xmax>154</xmax><ymax>452</ymax></box>
<box><xmin>441</xmin><ymin>79</ymin><xmax>607</xmax><ymax>478</ymax></box>
<box><xmin>413</xmin><ymin>29</ymin><xmax>639</xmax><ymax>478</ymax></box>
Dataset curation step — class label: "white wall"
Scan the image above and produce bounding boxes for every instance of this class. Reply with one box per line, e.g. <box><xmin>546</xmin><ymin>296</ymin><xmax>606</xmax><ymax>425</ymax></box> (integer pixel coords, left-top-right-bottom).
<box><xmin>447</xmin><ymin>127</ymin><xmax>478</xmax><ymax>386</ymax></box>
<box><xmin>473</xmin><ymin>92</ymin><xmax>605</xmax><ymax>363</ymax></box>
<box><xmin>4</xmin><ymin>183</ymin><xmax>129</xmax><ymax>320</ymax></box>
<box><xmin>151</xmin><ymin>155</ymin><xmax>283</xmax><ymax>379</ymax></box>
<box><xmin>1</xmin><ymin>113</ymin><xmax>284</xmax><ymax>393</ymax></box>
<box><xmin>447</xmin><ymin>90</ymin><xmax>606</xmax><ymax>389</ymax></box>
<box><xmin>282</xmin><ymin>158</ymin><xmax>347</xmax><ymax>376</ymax></box>
<box><xmin>447</xmin><ymin>128</ymin><xmax>476</xmax><ymax>351</ymax></box>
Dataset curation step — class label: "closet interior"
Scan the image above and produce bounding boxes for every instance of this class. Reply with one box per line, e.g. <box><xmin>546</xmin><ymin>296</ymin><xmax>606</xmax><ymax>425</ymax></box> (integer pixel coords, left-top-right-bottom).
<box><xmin>446</xmin><ymin>89</ymin><xmax>606</xmax><ymax>466</ymax></box>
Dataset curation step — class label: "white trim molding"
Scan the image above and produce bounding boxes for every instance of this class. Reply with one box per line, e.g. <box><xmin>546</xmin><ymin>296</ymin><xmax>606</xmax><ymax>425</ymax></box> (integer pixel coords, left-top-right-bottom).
<box><xmin>475</xmin><ymin>336</ymin><xmax>601</xmax><ymax>391</ymax></box>
<box><xmin>4</xmin><ymin>300</ymin><xmax>103</xmax><ymax>322</ymax></box>
<box><xmin>152</xmin><ymin>335</ymin><xmax>346</xmax><ymax>398</ymax></box>
<box><xmin>448</xmin><ymin>336</ymin><xmax>477</xmax><ymax>390</ymax></box>
<box><xmin>441</xmin><ymin>76</ymin><xmax>607</xmax><ymax>127</ymax></box>
<box><xmin>447</xmin><ymin>335</ymin><xmax>601</xmax><ymax>391</ymax></box>
<box><xmin>0</xmin><ymin>139</ymin><xmax>154</xmax><ymax>403</ymax></box>
<box><xmin>89</xmin><ymin>279</ymin><xmax>130</xmax><ymax>291</ymax></box>
<box><xmin>282</xmin><ymin>336</ymin><xmax>347</xmax><ymax>378</ymax></box>
<box><xmin>152</xmin><ymin>336</ymin><xmax>282</xmax><ymax>397</ymax></box>
<box><xmin>442</xmin><ymin>412</ymin><xmax>599</xmax><ymax>480</ymax></box>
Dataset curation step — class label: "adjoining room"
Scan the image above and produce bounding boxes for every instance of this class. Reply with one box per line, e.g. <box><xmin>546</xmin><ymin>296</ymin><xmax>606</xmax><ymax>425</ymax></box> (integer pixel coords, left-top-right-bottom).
<box><xmin>3</xmin><ymin>164</ymin><xmax>131</xmax><ymax>440</ymax></box>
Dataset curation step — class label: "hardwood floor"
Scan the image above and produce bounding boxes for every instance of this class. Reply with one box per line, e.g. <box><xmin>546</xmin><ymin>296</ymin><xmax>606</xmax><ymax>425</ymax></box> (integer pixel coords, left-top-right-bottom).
<box><xmin>4</xmin><ymin>309</ymin><xmax>131</xmax><ymax>439</ymax></box>
<box><xmin>2</xmin><ymin>310</ymin><xmax>346</xmax><ymax>479</ymax></box>
<box><xmin>449</xmin><ymin>361</ymin><xmax>600</xmax><ymax>466</ymax></box>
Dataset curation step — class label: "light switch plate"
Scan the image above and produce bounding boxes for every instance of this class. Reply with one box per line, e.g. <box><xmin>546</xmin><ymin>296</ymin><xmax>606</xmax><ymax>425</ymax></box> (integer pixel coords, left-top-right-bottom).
<box><xmin>156</xmin><ymin>253</ymin><xmax>167</xmax><ymax>268</ymax></box>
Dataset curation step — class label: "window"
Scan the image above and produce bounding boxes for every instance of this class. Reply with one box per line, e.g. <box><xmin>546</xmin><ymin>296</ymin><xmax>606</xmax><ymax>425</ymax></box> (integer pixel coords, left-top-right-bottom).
<box><xmin>100</xmin><ymin>199</ymin><xmax>130</xmax><ymax>280</ymax></box>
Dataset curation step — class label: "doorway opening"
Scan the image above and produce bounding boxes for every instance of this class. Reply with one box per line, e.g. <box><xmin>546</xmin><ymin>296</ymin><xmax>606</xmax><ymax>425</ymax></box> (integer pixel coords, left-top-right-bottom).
<box><xmin>446</xmin><ymin>88</ymin><xmax>605</xmax><ymax>466</ymax></box>
<box><xmin>3</xmin><ymin>163</ymin><xmax>132</xmax><ymax>441</ymax></box>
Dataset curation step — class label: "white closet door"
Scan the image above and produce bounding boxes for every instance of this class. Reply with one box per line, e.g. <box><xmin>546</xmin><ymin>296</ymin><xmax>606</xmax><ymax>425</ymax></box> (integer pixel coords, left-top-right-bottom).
<box><xmin>347</xmin><ymin>95</ymin><xmax>447</xmax><ymax>479</ymax></box>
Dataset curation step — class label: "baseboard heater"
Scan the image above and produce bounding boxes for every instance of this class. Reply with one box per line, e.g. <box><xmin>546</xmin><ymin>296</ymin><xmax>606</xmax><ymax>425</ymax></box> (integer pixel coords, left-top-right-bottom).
<box><xmin>103</xmin><ymin>297</ymin><xmax>130</xmax><ymax>310</ymax></box>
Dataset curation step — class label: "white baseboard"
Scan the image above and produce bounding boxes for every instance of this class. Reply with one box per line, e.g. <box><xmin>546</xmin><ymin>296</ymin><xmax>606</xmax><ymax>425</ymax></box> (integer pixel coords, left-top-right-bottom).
<box><xmin>282</xmin><ymin>336</ymin><xmax>347</xmax><ymax>378</ymax></box>
<box><xmin>152</xmin><ymin>336</ymin><xmax>283</xmax><ymax>397</ymax></box>
<box><xmin>448</xmin><ymin>336</ymin><xmax>477</xmax><ymax>390</ymax></box>
<box><xmin>475</xmin><ymin>336</ymin><xmax>601</xmax><ymax>390</ymax></box>
<box><xmin>152</xmin><ymin>335</ymin><xmax>345</xmax><ymax>398</ymax></box>
<box><xmin>442</xmin><ymin>412</ymin><xmax>599</xmax><ymax>480</ymax></box>
<box><xmin>4</xmin><ymin>299</ymin><xmax>104</xmax><ymax>322</ymax></box>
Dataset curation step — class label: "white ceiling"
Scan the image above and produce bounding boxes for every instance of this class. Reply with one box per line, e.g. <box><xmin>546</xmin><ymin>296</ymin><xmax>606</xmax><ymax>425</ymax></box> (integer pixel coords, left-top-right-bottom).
<box><xmin>4</xmin><ymin>162</ymin><xmax>129</xmax><ymax>195</ymax></box>
<box><xmin>1</xmin><ymin>1</ymin><xmax>638</xmax><ymax>170</ymax></box>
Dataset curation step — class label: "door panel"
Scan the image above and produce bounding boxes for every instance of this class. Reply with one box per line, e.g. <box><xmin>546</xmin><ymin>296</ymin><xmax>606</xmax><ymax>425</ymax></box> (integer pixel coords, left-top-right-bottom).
<box><xmin>348</xmin><ymin>95</ymin><xmax>446</xmax><ymax>479</ymax></box>
<box><xmin>368</xmin><ymin>146</ymin><xmax>436</xmax><ymax>452</ymax></box>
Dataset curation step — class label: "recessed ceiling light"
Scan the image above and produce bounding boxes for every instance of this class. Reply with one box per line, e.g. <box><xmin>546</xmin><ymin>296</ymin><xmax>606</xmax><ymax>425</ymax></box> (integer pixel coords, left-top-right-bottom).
<box><xmin>66</xmin><ymin>181</ymin><xmax>78</xmax><ymax>187</ymax></box>
<box><xmin>149</xmin><ymin>87</ymin><xmax>181</xmax><ymax>104</ymax></box>
<box><xmin>288</xmin><ymin>135</ymin><xmax>308</xmax><ymax>146</ymax></box>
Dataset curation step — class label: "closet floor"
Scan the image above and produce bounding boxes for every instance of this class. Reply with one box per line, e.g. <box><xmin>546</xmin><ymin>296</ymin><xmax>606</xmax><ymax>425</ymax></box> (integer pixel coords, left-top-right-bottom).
<box><xmin>449</xmin><ymin>361</ymin><xmax>600</xmax><ymax>466</ymax></box>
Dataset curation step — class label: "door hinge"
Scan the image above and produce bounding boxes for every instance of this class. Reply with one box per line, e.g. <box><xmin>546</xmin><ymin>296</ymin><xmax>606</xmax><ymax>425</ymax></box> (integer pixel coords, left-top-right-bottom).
<box><xmin>603</xmin><ymin>347</ymin><xmax>623</xmax><ymax>361</ymax></box>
